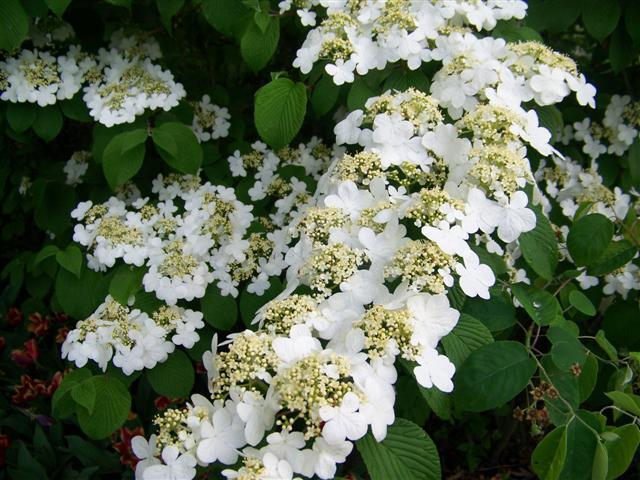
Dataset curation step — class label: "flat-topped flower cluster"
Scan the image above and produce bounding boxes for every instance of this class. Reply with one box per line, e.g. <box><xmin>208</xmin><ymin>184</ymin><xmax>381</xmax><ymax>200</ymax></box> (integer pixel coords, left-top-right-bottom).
<box><xmin>0</xmin><ymin>30</ymin><xmax>186</xmax><ymax>127</ymax></box>
<box><xmin>62</xmin><ymin>140</ymin><xmax>334</xmax><ymax>375</ymax></box>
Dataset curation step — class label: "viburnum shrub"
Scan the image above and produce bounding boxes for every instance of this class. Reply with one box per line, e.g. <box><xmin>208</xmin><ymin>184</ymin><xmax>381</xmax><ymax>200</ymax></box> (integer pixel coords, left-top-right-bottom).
<box><xmin>1</xmin><ymin>0</ymin><xmax>640</xmax><ymax>479</ymax></box>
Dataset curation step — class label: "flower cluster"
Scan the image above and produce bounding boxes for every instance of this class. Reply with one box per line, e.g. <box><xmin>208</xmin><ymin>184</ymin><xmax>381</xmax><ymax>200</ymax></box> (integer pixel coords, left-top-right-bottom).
<box><xmin>62</xmin><ymin>296</ymin><xmax>204</xmax><ymax>375</ymax></box>
<box><xmin>0</xmin><ymin>31</ymin><xmax>185</xmax><ymax>126</ymax></box>
<box><xmin>71</xmin><ymin>174</ymin><xmax>256</xmax><ymax>302</ymax></box>
<box><xmin>0</xmin><ymin>46</ymin><xmax>94</xmax><ymax>106</ymax></box>
<box><xmin>564</xmin><ymin>94</ymin><xmax>639</xmax><ymax>160</ymax></box>
<box><xmin>82</xmin><ymin>32</ymin><xmax>185</xmax><ymax>126</ymax></box>
<box><xmin>287</xmin><ymin>0</ymin><xmax>528</xmax><ymax>85</ymax></box>
<box><xmin>191</xmin><ymin>94</ymin><xmax>231</xmax><ymax>142</ymax></box>
<box><xmin>65</xmin><ymin>140</ymin><xmax>334</xmax><ymax>375</ymax></box>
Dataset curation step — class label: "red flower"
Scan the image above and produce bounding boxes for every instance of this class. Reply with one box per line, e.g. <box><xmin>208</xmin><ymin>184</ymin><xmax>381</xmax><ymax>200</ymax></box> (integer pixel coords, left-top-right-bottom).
<box><xmin>27</xmin><ymin>312</ymin><xmax>50</xmax><ymax>337</ymax></box>
<box><xmin>7</xmin><ymin>307</ymin><xmax>23</xmax><ymax>327</ymax></box>
<box><xmin>10</xmin><ymin>339</ymin><xmax>39</xmax><ymax>368</ymax></box>
<box><xmin>12</xmin><ymin>375</ymin><xmax>48</xmax><ymax>405</ymax></box>
<box><xmin>46</xmin><ymin>371</ymin><xmax>63</xmax><ymax>396</ymax></box>
<box><xmin>53</xmin><ymin>312</ymin><xmax>69</xmax><ymax>323</ymax></box>
<box><xmin>154</xmin><ymin>396</ymin><xmax>184</xmax><ymax>411</ymax></box>
<box><xmin>55</xmin><ymin>326</ymin><xmax>70</xmax><ymax>343</ymax></box>
<box><xmin>111</xmin><ymin>426</ymin><xmax>144</xmax><ymax>469</ymax></box>
<box><xmin>0</xmin><ymin>434</ymin><xmax>11</xmax><ymax>468</ymax></box>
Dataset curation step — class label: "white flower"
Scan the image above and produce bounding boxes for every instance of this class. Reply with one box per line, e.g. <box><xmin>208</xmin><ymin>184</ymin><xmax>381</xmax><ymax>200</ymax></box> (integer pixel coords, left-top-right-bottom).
<box><xmin>131</xmin><ymin>434</ymin><xmax>160</xmax><ymax>479</ymax></box>
<box><xmin>324</xmin><ymin>180</ymin><xmax>373</xmax><ymax>220</ymax></box>
<box><xmin>421</xmin><ymin>222</ymin><xmax>471</xmax><ymax>257</ymax></box>
<box><xmin>142</xmin><ymin>446</ymin><xmax>196</xmax><ymax>480</ymax></box>
<box><xmin>325</xmin><ymin>59</ymin><xmax>355</xmax><ymax>85</ymax></box>
<box><xmin>567</xmin><ymin>74</ymin><xmax>596</xmax><ymax>108</ymax></box>
<box><xmin>236</xmin><ymin>389</ymin><xmax>279</xmax><ymax>446</ymax></box>
<box><xmin>334</xmin><ymin>110</ymin><xmax>363</xmax><ymax>145</ymax></box>
<box><xmin>319</xmin><ymin>392</ymin><xmax>368</xmax><ymax>444</ymax></box>
<box><xmin>197</xmin><ymin>406</ymin><xmax>246</xmax><ymax>465</ymax></box>
<box><xmin>455</xmin><ymin>252</ymin><xmax>495</xmax><ymax>299</ymax></box>
<box><xmin>312</xmin><ymin>437</ymin><xmax>353</xmax><ymax>480</ymax></box>
<box><xmin>414</xmin><ymin>348</ymin><xmax>456</xmax><ymax>392</ymax></box>
<box><xmin>297</xmin><ymin>8</ymin><xmax>316</xmax><ymax>26</ymax></box>
<box><xmin>406</xmin><ymin>293</ymin><xmax>459</xmax><ymax>348</ymax></box>
<box><xmin>495</xmin><ymin>191</ymin><xmax>536</xmax><ymax>243</ymax></box>
<box><xmin>272</xmin><ymin>324</ymin><xmax>321</xmax><ymax>364</ymax></box>
<box><xmin>422</xmin><ymin>124</ymin><xmax>471</xmax><ymax>165</ymax></box>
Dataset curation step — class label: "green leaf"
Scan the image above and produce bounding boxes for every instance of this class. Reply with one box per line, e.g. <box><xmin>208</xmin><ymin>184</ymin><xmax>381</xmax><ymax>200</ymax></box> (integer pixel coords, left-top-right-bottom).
<box><xmin>512</xmin><ymin>284</ymin><xmax>561</xmax><ymax>326</ymax></box>
<box><xmin>254</xmin><ymin>78</ymin><xmax>307</xmax><ymax>149</ymax></box>
<box><xmin>60</xmin><ymin>95</ymin><xmax>92</xmax><ymax>122</ymax></box>
<box><xmin>147</xmin><ymin>349</ymin><xmax>194</xmax><ymax>397</ymax></box>
<box><xmin>535</xmin><ymin>105</ymin><xmax>563</xmax><ymax>137</ymax></box>
<box><xmin>33</xmin><ymin>105</ymin><xmax>63</xmax><ymax>141</ymax></box>
<box><xmin>55</xmin><ymin>265</ymin><xmax>109</xmax><ymax>319</ymax></box>
<box><xmin>201</xmin><ymin>284</ymin><xmax>237</xmax><ymax>331</ymax></box>
<box><xmin>9</xmin><ymin>442</ymin><xmax>48</xmax><ymax>480</ymax></box>
<box><xmin>419</xmin><ymin>385</ymin><xmax>451</xmax><ymax>421</ymax></box>
<box><xmin>311</xmin><ymin>75</ymin><xmax>340</xmax><ymax>117</ymax></box>
<box><xmin>559</xmin><ymin>413</ymin><xmax>600</xmax><ymax>479</ymax></box>
<box><xmin>70</xmin><ymin>378</ymin><xmax>97</xmax><ymax>415</ymax></box>
<box><xmin>492</xmin><ymin>20</ymin><xmax>542</xmax><ymax>42</ymax></box>
<box><xmin>531</xmin><ymin>426</ymin><xmax>567</xmax><ymax>480</ymax></box>
<box><xmin>605</xmin><ymin>424</ymin><xmax>640</xmax><ymax>479</ymax></box>
<box><xmin>33</xmin><ymin>181</ymin><xmax>77</xmax><ymax>236</ymax></box>
<box><xmin>595</xmin><ymin>330</ymin><xmax>618</xmax><ymax>362</ymax></box>
<box><xmin>587</xmin><ymin>240</ymin><xmax>637</xmax><ymax>276</ymax></box>
<box><xmin>568</xmin><ymin>290</ymin><xmax>596</xmax><ymax>316</ymax></box>
<box><xmin>548</xmin><ymin>325</ymin><xmax>586</xmax><ymax>371</ymax></box>
<box><xmin>592</xmin><ymin>440</ymin><xmax>608</xmax><ymax>480</ymax></box>
<box><xmin>201</xmin><ymin>0</ymin><xmax>252</xmax><ymax>38</ymax></box>
<box><xmin>463</xmin><ymin>287</ymin><xmax>516</xmax><ymax>331</ymax></box>
<box><xmin>76</xmin><ymin>376</ymin><xmax>131</xmax><ymax>439</ymax></box>
<box><xmin>518</xmin><ymin>207</ymin><xmax>558</xmax><ymax>280</ymax></box>
<box><xmin>582</xmin><ymin>0</ymin><xmax>621</xmax><ymax>41</ymax></box>
<box><xmin>66</xmin><ymin>436</ymin><xmax>121</xmax><ymax>472</ymax></box>
<box><xmin>602</xmin><ymin>301</ymin><xmax>640</xmax><ymax>351</ymax></box>
<box><xmin>578</xmin><ymin>354</ymin><xmax>598</xmax><ymax>402</ymax></box>
<box><xmin>626</xmin><ymin>1</ymin><xmax>640</xmax><ymax>45</ymax></box>
<box><xmin>44</xmin><ymin>0</ymin><xmax>71</xmax><ymax>17</ymax></box>
<box><xmin>33</xmin><ymin>425</ymin><xmax>55</xmax><ymax>469</ymax></box>
<box><xmin>240</xmin><ymin>16</ymin><xmax>279</xmax><ymax>72</ymax></box>
<box><xmin>6</xmin><ymin>102</ymin><xmax>37</xmax><ymax>133</ymax></box>
<box><xmin>103</xmin><ymin>128</ymin><xmax>147</xmax><ymax>190</ymax></box>
<box><xmin>383</xmin><ymin>70</ymin><xmax>430</xmax><ymax>93</ymax></box>
<box><xmin>34</xmin><ymin>245</ymin><xmax>60</xmax><ymax>266</ymax></box>
<box><xmin>253</xmin><ymin>11</ymin><xmax>270</xmax><ymax>32</ymax></box>
<box><xmin>52</xmin><ymin>368</ymin><xmax>92</xmax><ymax>419</ymax></box>
<box><xmin>356</xmin><ymin>418</ymin><xmax>441</xmax><ymax>480</ymax></box>
<box><xmin>454</xmin><ymin>341</ymin><xmax>536</xmax><ymax>411</ymax></box>
<box><xmin>108</xmin><ymin>265</ymin><xmax>145</xmax><ymax>306</ymax></box>
<box><xmin>156</xmin><ymin>0</ymin><xmax>184</xmax><ymax>33</ymax></box>
<box><xmin>0</xmin><ymin>0</ymin><xmax>29</xmax><ymax>51</ymax></box>
<box><xmin>609</xmin><ymin>27</ymin><xmax>634</xmax><ymax>74</ymax></box>
<box><xmin>441</xmin><ymin>314</ymin><xmax>493</xmax><ymax>367</ymax></box>
<box><xmin>239</xmin><ymin>278</ymin><xmax>282</xmax><ymax>327</ymax></box>
<box><xmin>605</xmin><ymin>391</ymin><xmax>640</xmax><ymax>417</ymax></box>
<box><xmin>56</xmin><ymin>245</ymin><xmax>83</xmax><ymax>278</ymax></box>
<box><xmin>566</xmin><ymin>214</ymin><xmax>614</xmax><ymax>266</ymax></box>
<box><xmin>347</xmin><ymin>78</ymin><xmax>376</xmax><ymax>111</ymax></box>
<box><xmin>152</xmin><ymin>122</ymin><xmax>203</xmax><ymax>174</ymax></box>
